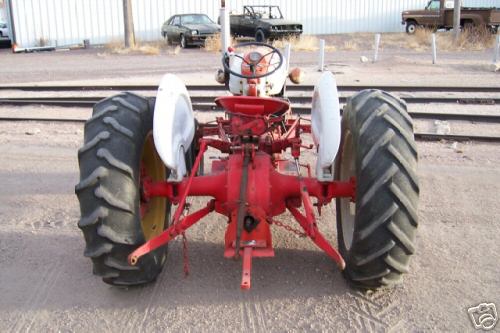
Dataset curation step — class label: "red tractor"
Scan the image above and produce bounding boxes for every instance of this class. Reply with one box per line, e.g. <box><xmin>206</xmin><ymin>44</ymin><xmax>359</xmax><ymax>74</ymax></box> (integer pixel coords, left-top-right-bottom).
<box><xmin>76</xmin><ymin>42</ymin><xmax>418</xmax><ymax>290</ymax></box>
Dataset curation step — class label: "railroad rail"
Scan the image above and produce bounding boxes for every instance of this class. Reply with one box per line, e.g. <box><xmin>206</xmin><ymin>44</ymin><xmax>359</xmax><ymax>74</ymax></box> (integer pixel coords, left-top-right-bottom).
<box><xmin>0</xmin><ymin>95</ymin><xmax>498</xmax><ymax>108</ymax></box>
<box><xmin>1</xmin><ymin>84</ymin><xmax>499</xmax><ymax>142</ymax></box>
<box><xmin>1</xmin><ymin>116</ymin><xmax>499</xmax><ymax>143</ymax></box>
<box><xmin>1</xmin><ymin>84</ymin><xmax>500</xmax><ymax>93</ymax></box>
<box><xmin>0</xmin><ymin>117</ymin><xmax>500</xmax><ymax>142</ymax></box>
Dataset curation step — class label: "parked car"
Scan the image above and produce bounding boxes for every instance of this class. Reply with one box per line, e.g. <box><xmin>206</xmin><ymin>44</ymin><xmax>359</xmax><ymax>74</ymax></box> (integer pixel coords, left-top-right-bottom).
<box><xmin>402</xmin><ymin>0</ymin><xmax>500</xmax><ymax>34</ymax></box>
<box><xmin>229</xmin><ymin>6</ymin><xmax>303</xmax><ymax>42</ymax></box>
<box><xmin>161</xmin><ymin>14</ymin><xmax>220</xmax><ymax>48</ymax></box>
<box><xmin>0</xmin><ymin>22</ymin><xmax>9</xmax><ymax>39</ymax></box>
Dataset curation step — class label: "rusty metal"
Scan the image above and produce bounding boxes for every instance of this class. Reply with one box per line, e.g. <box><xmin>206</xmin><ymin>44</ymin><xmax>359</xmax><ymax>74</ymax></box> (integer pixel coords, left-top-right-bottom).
<box><xmin>272</xmin><ymin>219</ymin><xmax>307</xmax><ymax>238</ymax></box>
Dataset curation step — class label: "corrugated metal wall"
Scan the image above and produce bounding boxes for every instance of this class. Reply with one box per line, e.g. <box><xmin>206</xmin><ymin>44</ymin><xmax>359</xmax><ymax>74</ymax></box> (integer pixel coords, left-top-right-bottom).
<box><xmin>132</xmin><ymin>0</ymin><xmax>220</xmax><ymax>41</ymax></box>
<box><xmin>10</xmin><ymin>0</ymin><xmax>124</xmax><ymax>46</ymax></box>
<box><xmin>465</xmin><ymin>0</ymin><xmax>499</xmax><ymax>6</ymax></box>
<box><xmin>8</xmin><ymin>0</ymin><xmax>500</xmax><ymax>48</ymax></box>
<box><xmin>8</xmin><ymin>0</ymin><xmax>222</xmax><ymax>47</ymax></box>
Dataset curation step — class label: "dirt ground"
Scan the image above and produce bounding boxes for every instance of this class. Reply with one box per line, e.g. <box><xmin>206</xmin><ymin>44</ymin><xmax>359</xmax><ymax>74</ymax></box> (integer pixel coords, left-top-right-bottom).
<box><xmin>0</xmin><ymin>42</ymin><xmax>499</xmax><ymax>332</ymax></box>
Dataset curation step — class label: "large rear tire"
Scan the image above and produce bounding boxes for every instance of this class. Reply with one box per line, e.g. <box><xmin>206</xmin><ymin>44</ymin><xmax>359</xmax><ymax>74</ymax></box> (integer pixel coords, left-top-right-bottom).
<box><xmin>76</xmin><ymin>92</ymin><xmax>170</xmax><ymax>286</ymax></box>
<box><xmin>335</xmin><ymin>90</ymin><xmax>419</xmax><ymax>290</ymax></box>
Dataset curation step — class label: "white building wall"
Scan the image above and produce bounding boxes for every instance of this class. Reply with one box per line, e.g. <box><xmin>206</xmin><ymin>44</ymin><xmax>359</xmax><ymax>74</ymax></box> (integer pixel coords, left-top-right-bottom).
<box><xmin>8</xmin><ymin>0</ymin><xmax>500</xmax><ymax>48</ymax></box>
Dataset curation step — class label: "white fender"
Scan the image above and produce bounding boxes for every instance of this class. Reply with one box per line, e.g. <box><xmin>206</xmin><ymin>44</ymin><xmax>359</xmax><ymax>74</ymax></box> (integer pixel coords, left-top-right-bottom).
<box><xmin>153</xmin><ymin>74</ymin><xmax>195</xmax><ymax>182</ymax></box>
<box><xmin>311</xmin><ymin>71</ymin><xmax>341</xmax><ymax>182</ymax></box>
<box><xmin>228</xmin><ymin>53</ymin><xmax>245</xmax><ymax>95</ymax></box>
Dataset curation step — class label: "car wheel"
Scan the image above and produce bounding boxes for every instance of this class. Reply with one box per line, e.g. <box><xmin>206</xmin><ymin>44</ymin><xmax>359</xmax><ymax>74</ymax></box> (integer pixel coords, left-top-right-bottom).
<box><xmin>406</xmin><ymin>21</ymin><xmax>417</xmax><ymax>34</ymax></box>
<box><xmin>255</xmin><ymin>29</ymin><xmax>266</xmax><ymax>43</ymax></box>
<box><xmin>180</xmin><ymin>34</ymin><xmax>187</xmax><ymax>48</ymax></box>
<box><xmin>463</xmin><ymin>21</ymin><xmax>475</xmax><ymax>32</ymax></box>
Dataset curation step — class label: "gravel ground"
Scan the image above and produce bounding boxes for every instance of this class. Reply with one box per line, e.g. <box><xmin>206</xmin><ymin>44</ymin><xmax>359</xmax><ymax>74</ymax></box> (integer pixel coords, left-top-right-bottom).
<box><xmin>1</xmin><ymin>39</ymin><xmax>499</xmax><ymax>87</ymax></box>
<box><xmin>0</xmin><ymin>120</ymin><xmax>499</xmax><ymax>332</ymax></box>
<box><xmin>0</xmin><ymin>44</ymin><xmax>499</xmax><ymax>332</ymax></box>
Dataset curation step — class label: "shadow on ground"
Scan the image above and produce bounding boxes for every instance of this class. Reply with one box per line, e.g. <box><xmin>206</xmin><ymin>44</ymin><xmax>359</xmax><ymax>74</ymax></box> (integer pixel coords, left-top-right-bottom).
<box><xmin>0</xmin><ymin>230</ymin><xmax>353</xmax><ymax>313</ymax></box>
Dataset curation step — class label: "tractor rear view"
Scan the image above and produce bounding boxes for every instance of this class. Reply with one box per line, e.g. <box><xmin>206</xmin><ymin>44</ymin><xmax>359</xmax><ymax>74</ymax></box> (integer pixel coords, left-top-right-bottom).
<box><xmin>76</xmin><ymin>41</ymin><xmax>418</xmax><ymax>290</ymax></box>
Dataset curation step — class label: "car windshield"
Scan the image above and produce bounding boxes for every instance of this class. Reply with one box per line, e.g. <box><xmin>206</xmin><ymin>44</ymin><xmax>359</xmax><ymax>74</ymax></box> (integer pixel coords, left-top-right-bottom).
<box><xmin>249</xmin><ymin>6</ymin><xmax>283</xmax><ymax>19</ymax></box>
<box><xmin>181</xmin><ymin>15</ymin><xmax>213</xmax><ymax>25</ymax></box>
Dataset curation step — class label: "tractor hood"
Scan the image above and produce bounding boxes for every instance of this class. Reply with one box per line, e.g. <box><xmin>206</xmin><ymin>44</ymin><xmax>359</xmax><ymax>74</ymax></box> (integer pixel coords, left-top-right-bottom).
<box><xmin>183</xmin><ymin>23</ymin><xmax>220</xmax><ymax>34</ymax></box>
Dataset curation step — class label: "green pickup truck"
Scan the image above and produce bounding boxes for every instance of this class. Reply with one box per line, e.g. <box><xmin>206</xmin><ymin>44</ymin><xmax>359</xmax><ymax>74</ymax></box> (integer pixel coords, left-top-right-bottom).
<box><xmin>402</xmin><ymin>0</ymin><xmax>500</xmax><ymax>34</ymax></box>
<box><xmin>229</xmin><ymin>6</ymin><xmax>303</xmax><ymax>42</ymax></box>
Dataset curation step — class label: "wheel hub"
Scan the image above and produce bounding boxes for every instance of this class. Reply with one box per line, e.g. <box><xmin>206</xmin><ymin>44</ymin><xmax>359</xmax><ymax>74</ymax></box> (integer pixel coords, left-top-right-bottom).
<box><xmin>140</xmin><ymin>134</ymin><xmax>168</xmax><ymax>240</ymax></box>
<box><xmin>339</xmin><ymin>130</ymin><xmax>356</xmax><ymax>250</ymax></box>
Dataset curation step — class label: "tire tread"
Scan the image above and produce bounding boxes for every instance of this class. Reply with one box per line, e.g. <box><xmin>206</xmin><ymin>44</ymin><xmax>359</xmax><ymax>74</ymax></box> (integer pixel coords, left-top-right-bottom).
<box><xmin>336</xmin><ymin>89</ymin><xmax>419</xmax><ymax>290</ymax></box>
<box><xmin>76</xmin><ymin>92</ymin><xmax>168</xmax><ymax>286</ymax></box>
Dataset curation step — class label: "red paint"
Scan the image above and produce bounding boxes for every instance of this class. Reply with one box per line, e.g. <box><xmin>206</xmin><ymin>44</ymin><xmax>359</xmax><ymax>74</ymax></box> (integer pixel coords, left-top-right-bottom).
<box><xmin>129</xmin><ymin>201</ymin><xmax>215</xmax><ymax>265</ymax></box>
<box><xmin>241</xmin><ymin>51</ymin><xmax>269</xmax><ymax>78</ymax></box>
<box><xmin>215</xmin><ymin>96</ymin><xmax>289</xmax><ymax>116</ymax></box>
<box><xmin>241</xmin><ymin>247</ymin><xmax>253</xmax><ymax>290</ymax></box>
<box><xmin>132</xmin><ymin>90</ymin><xmax>356</xmax><ymax>289</ymax></box>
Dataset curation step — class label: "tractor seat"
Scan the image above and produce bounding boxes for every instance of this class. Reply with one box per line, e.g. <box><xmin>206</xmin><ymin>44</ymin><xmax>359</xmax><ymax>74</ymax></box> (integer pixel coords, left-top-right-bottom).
<box><xmin>215</xmin><ymin>96</ymin><xmax>290</xmax><ymax>116</ymax></box>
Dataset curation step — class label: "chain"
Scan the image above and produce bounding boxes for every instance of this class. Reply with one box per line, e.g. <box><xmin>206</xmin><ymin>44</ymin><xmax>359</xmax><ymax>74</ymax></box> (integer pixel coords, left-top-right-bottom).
<box><xmin>179</xmin><ymin>203</ymin><xmax>191</xmax><ymax>277</ymax></box>
<box><xmin>182</xmin><ymin>232</ymin><xmax>189</xmax><ymax>277</ymax></box>
<box><xmin>272</xmin><ymin>219</ymin><xmax>307</xmax><ymax>238</ymax></box>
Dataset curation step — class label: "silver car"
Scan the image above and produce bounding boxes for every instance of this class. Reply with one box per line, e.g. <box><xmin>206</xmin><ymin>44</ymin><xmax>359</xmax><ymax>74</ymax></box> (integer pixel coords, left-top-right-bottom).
<box><xmin>161</xmin><ymin>14</ymin><xmax>220</xmax><ymax>48</ymax></box>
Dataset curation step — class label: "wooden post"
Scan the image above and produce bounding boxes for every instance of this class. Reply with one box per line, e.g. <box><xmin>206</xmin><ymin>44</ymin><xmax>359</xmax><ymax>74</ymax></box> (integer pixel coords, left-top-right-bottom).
<box><xmin>432</xmin><ymin>33</ymin><xmax>437</xmax><ymax>64</ymax></box>
<box><xmin>453</xmin><ymin>0</ymin><xmax>461</xmax><ymax>42</ymax></box>
<box><xmin>123</xmin><ymin>0</ymin><xmax>135</xmax><ymax>48</ymax></box>
<box><xmin>220</xmin><ymin>8</ymin><xmax>230</xmax><ymax>54</ymax></box>
<box><xmin>373</xmin><ymin>33</ymin><xmax>381</xmax><ymax>63</ymax></box>
<box><xmin>5</xmin><ymin>0</ymin><xmax>18</xmax><ymax>50</ymax></box>
<box><xmin>284</xmin><ymin>43</ymin><xmax>291</xmax><ymax>72</ymax></box>
<box><xmin>318</xmin><ymin>39</ymin><xmax>325</xmax><ymax>72</ymax></box>
<box><xmin>494</xmin><ymin>35</ymin><xmax>500</xmax><ymax>64</ymax></box>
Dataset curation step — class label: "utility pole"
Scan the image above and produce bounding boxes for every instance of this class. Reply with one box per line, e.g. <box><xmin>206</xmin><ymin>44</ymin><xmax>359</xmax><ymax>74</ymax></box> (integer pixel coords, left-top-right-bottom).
<box><xmin>220</xmin><ymin>0</ymin><xmax>230</xmax><ymax>53</ymax></box>
<box><xmin>453</xmin><ymin>0</ymin><xmax>461</xmax><ymax>42</ymax></box>
<box><xmin>123</xmin><ymin>0</ymin><xmax>135</xmax><ymax>48</ymax></box>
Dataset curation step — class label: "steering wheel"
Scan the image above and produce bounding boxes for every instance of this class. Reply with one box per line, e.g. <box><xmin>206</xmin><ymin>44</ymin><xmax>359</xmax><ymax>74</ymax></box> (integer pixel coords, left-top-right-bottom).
<box><xmin>223</xmin><ymin>42</ymin><xmax>284</xmax><ymax>79</ymax></box>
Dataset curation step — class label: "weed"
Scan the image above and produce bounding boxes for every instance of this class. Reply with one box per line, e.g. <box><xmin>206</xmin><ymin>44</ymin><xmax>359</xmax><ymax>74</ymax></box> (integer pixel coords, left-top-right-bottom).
<box><xmin>104</xmin><ymin>40</ymin><xmax>162</xmax><ymax>55</ymax></box>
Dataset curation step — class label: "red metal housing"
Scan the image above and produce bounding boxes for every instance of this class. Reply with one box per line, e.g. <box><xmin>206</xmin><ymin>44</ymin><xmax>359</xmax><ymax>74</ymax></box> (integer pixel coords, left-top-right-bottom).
<box><xmin>131</xmin><ymin>95</ymin><xmax>356</xmax><ymax>289</ymax></box>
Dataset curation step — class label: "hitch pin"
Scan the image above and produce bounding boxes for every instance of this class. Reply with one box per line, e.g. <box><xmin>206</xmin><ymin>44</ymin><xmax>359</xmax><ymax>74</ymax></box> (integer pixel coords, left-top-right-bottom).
<box><xmin>294</xmin><ymin>158</ymin><xmax>301</xmax><ymax>178</ymax></box>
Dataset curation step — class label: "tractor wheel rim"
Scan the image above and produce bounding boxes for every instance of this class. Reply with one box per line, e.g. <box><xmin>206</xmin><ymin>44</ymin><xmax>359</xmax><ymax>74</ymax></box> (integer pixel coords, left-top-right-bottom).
<box><xmin>140</xmin><ymin>133</ymin><xmax>167</xmax><ymax>241</ymax></box>
<box><xmin>339</xmin><ymin>130</ymin><xmax>356</xmax><ymax>250</ymax></box>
